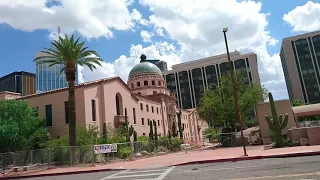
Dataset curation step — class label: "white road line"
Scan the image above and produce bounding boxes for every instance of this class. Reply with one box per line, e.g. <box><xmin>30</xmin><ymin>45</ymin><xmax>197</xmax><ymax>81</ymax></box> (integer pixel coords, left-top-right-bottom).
<box><xmin>104</xmin><ymin>172</ymin><xmax>162</xmax><ymax>179</ymax></box>
<box><xmin>156</xmin><ymin>166</ymin><xmax>175</xmax><ymax>180</ymax></box>
<box><xmin>99</xmin><ymin>169</ymin><xmax>130</xmax><ymax>180</ymax></box>
<box><xmin>122</xmin><ymin>169</ymin><xmax>168</xmax><ymax>174</ymax></box>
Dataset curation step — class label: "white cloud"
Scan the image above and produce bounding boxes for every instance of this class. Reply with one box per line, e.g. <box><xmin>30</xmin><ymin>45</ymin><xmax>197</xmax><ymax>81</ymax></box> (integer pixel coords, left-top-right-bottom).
<box><xmin>137</xmin><ymin>0</ymin><xmax>286</xmax><ymax>99</ymax></box>
<box><xmin>0</xmin><ymin>0</ymin><xmax>144</xmax><ymax>38</ymax></box>
<box><xmin>78</xmin><ymin>42</ymin><xmax>181</xmax><ymax>83</ymax></box>
<box><xmin>283</xmin><ymin>1</ymin><xmax>320</xmax><ymax>32</ymax></box>
<box><xmin>140</xmin><ymin>30</ymin><xmax>153</xmax><ymax>42</ymax></box>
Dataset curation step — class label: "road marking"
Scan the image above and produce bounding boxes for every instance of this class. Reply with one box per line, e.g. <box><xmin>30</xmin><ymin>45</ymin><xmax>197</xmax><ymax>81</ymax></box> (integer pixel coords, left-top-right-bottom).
<box><xmin>99</xmin><ymin>169</ymin><xmax>130</xmax><ymax>180</ymax></box>
<box><xmin>104</xmin><ymin>173</ymin><xmax>162</xmax><ymax>179</ymax></box>
<box><xmin>100</xmin><ymin>166</ymin><xmax>175</xmax><ymax>180</ymax></box>
<box><xmin>224</xmin><ymin>172</ymin><xmax>320</xmax><ymax>180</ymax></box>
<box><xmin>156</xmin><ymin>166</ymin><xmax>175</xmax><ymax>180</ymax></box>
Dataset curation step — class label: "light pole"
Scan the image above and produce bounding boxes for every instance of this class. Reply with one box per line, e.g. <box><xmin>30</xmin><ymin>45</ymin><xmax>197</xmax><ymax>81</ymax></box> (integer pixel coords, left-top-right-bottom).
<box><xmin>222</xmin><ymin>27</ymin><xmax>248</xmax><ymax>156</ymax></box>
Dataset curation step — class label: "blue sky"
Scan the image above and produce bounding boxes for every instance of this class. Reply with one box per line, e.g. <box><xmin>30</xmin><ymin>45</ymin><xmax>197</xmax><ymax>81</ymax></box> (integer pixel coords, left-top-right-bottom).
<box><xmin>0</xmin><ymin>0</ymin><xmax>319</xmax><ymax>100</ymax></box>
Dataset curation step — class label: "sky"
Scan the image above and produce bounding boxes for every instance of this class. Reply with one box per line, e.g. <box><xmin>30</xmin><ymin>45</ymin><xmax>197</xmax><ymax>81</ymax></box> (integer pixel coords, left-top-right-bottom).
<box><xmin>0</xmin><ymin>0</ymin><xmax>320</xmax><ymax>100</ymax></box>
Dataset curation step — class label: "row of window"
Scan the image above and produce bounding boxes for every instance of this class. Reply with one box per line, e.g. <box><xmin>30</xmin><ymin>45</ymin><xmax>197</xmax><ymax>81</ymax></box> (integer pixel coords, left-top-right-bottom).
<box><xmin>140</xmin><ymin>103</ymin><xmax>160</xmax><ymax>114</ymax></box>
<box><xmin>131</xmin><ymin>80</ymin><xmax>163</xmax><ymax>89</ymax></box>
<box><xmin>140</xmin><ymin>118</ymin><xmax>162</xmax><ymax>126</ymax></box>
<box><xmin>43</xmin><ymin>99</ymin><xmax>97</xmax><ymax>127</ymax></box>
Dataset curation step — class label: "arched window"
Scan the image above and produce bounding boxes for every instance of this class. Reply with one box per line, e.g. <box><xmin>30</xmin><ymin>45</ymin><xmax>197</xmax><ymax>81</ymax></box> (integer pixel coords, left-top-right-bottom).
<box><xmin>115</xmin><ymin>93</ymin><xmax>123</xmax><ymax>115</ymax></box>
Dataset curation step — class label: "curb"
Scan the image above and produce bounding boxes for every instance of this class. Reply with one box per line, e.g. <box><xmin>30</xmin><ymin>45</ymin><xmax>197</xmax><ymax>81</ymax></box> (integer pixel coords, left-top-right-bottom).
<box><xmin>174</xmin><ymin>150</ymin><xmax>320</xmax><ymax>166</ymax></box>
<box><xmin>2</xmin><ymin>150</ymin><xmax>320</xmax><ymax>179</ymax></box>
<box><xmin>0</xmin><ymin>168</ymin><xmax>124</xmax><ymax>180</ymax></box>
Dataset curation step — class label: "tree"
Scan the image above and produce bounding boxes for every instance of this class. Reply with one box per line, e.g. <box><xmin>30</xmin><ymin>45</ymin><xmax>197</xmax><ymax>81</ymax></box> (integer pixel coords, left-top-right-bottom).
<box><xmin>0</xmin><ymin>100</ymin><xmax>48</xmax><ymax>152</ymax></box>
<box><xmin>291</xmin><ymin>99</ymin><xmax>308</xmax><ymax>107</ymax></box>
<box><xmin>197</xmin><ymin>71</ymin><xmax>267</xmax><ymax>131</ymax></box>
<box><xmin>34</xmin><ymin>35</ymin><xmax>103</xmax><ymax>147</ymax></box>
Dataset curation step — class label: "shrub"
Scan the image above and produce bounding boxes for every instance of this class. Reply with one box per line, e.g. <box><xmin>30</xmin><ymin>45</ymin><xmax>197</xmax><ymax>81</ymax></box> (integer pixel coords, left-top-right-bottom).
<box><xmin>118</xmin><ymin>146</ymin><xmax>132</xmax><ymax>159</ymax></box>
<box><xmin>171</xmin><ymin>137</ymin><xmax>183</xmax><ymax>150</ymax></box>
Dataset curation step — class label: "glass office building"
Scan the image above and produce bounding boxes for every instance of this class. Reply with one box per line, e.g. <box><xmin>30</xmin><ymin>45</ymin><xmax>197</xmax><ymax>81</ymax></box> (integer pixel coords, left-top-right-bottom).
<box><xmin>36</xmin><ymin>53</ymin><xmax>78</xmax><ymax>93</ymax></box>
<box><xmin>0</xmin><ymin>71</ymin><xmax>36</xmax><ymax>95</ymax></box>
<box><xmin>163</xmin><ymin>51</ymin><xmax>260</xmax><ymax>109</ymax></box>
<box><xmin>280</xmin><ymin>30</ymin><xmax>320</xmax><ymax>104</ymax></box>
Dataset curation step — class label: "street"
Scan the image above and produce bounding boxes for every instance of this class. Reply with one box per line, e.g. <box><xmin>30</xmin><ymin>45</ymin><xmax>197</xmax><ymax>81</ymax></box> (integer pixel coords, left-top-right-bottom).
<box><xmin>21</xmin><ymin>155</ymin><xmax>320</xmax><ymax>180</ymax></box>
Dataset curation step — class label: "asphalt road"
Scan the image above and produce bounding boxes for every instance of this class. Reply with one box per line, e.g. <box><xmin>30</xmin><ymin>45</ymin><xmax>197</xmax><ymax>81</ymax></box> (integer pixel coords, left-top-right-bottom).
<box><xmin>21</xmin><ymin>155</ymin><xmax>320</xmax><ymax>180</ymax></box>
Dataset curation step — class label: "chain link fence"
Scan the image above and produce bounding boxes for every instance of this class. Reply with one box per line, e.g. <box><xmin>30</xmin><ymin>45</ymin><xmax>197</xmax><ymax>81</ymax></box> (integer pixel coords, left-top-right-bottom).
<box><xmin>0</xmin><ymin>138</ymin><xmax>183</xmax><ymax>172</ymax></box>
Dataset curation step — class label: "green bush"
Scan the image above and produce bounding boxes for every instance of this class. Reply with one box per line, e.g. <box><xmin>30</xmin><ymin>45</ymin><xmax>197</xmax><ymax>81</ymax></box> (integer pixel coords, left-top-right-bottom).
<box><xmin>203</xmin><ymin>128</ymin><xmax>221</xmax><ymax>142</ymax></box>
<box><xmin>171</xmin><ymin>137</ymin><xmax>183</xmax><ymax>150</ymax></box>
<box><xmin>118</xmin><ymin>146</ymin><xmax>132</xmax><ymax>159</ymax></box>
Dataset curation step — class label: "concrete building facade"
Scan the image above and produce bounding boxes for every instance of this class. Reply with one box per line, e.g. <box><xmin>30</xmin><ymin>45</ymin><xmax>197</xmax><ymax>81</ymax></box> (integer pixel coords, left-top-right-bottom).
<box><xmin>163</xmin><ymin>51</ymin><xmax>260</xmax><ymax>109</ymax></box>
<box><xmin>280</xmin><ymin>30</ymin><xmax>320</xmax><ymax>104</ymax></box>
<box><xmin>0</xmin><ymin>71</ymin><xmax>36</xmax><ymax>96</ymax></box>
<box><xmin>1</xmin><ymin>55</ymin><xmax>207</xmax><ymax>143</ymax></box>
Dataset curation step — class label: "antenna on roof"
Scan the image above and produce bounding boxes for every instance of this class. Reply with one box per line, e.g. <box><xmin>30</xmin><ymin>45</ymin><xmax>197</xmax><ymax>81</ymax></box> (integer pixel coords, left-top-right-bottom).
<box><xmin>58</xmin><ymin>26</ymin><xmax>61</xmax><ymax>37</ymax></box>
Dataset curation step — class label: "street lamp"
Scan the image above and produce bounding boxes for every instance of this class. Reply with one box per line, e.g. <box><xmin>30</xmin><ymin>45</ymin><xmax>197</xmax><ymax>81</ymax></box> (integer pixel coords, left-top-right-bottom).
<box><xmin>222</xmin><ymin>27</ymin><xmax>248</xmax><ymax>156</ymax></box>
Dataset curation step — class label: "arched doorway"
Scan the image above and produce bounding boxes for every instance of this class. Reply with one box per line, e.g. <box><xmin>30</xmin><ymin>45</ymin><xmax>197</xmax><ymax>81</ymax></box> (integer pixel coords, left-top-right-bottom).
<box><xmin>115</xmin><ymin>93</ymin><xmax>123</xmax><ymax>115</ymax></box>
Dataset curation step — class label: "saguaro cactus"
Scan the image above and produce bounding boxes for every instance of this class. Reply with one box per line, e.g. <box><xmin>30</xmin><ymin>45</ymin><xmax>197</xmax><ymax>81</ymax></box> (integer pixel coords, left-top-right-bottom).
<box><xmin>153</xmin><ymin>120</ymin><xmax>159</xmax><ymax>149</ymax></box>
<box><xmin>265</xmin><ymin>92</ymin><xmax>289</xmax><ymax>148</ymax></box>
<box><xmin>102</xmin><ymin>122</ymin><xmax>107</xmax><ymax>139</ymax></box>
<box><xmin>149</xmin><ymin>120</ymin><xmax>154</xmax><ymax>152</ymax></box>
<box><xmin>133</xmin><ymin>130</ymin><xmax>138</xmax><ymax>152</ymax></box>
<box><xmin>177</xmin><ymin>110</ymin><xmax>184</xmax><ymax>139</ymax></box>
<box><xmin>172</xmin><ymin>121</ymin><xmax>178</xmax><ymax>137</ymax></box>
<box><xmin>124</xmin><ymin>108</ymin><xmax>134</xmax><ymax>142</ymax></box>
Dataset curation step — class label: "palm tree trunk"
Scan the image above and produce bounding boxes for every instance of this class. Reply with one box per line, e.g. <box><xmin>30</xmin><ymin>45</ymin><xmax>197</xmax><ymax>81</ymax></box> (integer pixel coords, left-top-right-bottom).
<box><xmin>68</xmin><ymin>80</ymin><xmax>77</xmax><ymax>164</ymax></box>
<box><xmin>68</xmin><ymin>80</ymin><xmax>76</xmax><ymax>147</ymax></box>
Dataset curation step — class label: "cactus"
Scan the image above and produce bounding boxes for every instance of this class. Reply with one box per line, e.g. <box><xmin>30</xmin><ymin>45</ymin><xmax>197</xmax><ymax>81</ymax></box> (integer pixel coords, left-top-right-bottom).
<box><xmin>102</xmin><ymin>122</ymin><xmax>107</xmax><ymax>139</ymax></box>
<box><xmin>149</xmin><ymin>120</ymin><xmax>154</xmax><ymax>141</ymax></box>
<box><xmin>149</xmin><ymin>120</ymin><xmax>154</xmax><ymax>152</ymax></box>
<box><xmin>124</xmin><ymin>108</ymin><xmax>134</xmax><ymax>142</ymax></box>
<box><xmin>133</xmin><ymin>130</ymin><xmax>138</xmax><ymax>152</ymax></box>
<box><xmin>265</xmin><ymin>92</ymin><xmax>289</xmax><ymax>148</ymax></box>
<box><xmin>172</xmin><ymin>120</ymin><xmax>178</xmax><ymax>137</ymax></box>
<box><xmin>153</xmin><ymin>120</ymin><xmax>159</xmax><ymax>149</ymax></box>
<box><xmin>168</xmin><ymin>130</ymin><xmax>172</xmax><ymax>151</ymax></box>
<box><xmin>177</xmin><ymin>110</ymin><xmax>184</xmax><ymax>139</ymax></box>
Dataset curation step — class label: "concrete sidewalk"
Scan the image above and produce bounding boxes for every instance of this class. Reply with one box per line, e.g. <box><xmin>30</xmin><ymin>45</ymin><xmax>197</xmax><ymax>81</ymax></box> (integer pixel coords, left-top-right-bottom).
<box><xmin>1</xmin><ymin>145</ymin><xmax>320</xmax><ymax>179</ymax></box>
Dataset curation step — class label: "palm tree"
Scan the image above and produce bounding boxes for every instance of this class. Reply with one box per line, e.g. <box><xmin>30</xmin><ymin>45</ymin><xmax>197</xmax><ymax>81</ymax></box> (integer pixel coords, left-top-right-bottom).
<box><xmin>34</xmin><ymin>35</ymin><xmax>103</xmax><ymax>148</ymax></box>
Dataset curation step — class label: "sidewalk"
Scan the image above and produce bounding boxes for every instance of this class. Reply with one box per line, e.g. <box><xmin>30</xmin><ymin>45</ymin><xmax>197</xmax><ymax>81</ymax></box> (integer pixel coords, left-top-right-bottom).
<box><xmin>1</xmin><ymin>145</ymin><xmax>320</xmax><ymax>179</ymax></box>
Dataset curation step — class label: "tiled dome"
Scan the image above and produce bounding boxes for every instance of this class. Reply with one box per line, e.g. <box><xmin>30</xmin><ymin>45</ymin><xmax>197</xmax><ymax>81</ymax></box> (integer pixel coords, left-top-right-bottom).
<box><xmin>128</xmin><ymin>55</ymin><xmax>162</xmax><ymax>79</ymax></box>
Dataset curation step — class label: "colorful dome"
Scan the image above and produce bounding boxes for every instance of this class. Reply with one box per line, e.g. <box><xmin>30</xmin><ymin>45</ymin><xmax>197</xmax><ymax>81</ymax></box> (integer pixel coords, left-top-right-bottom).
<box><xmin>128</xmin><ymin>60</ymin><xmax>162</xmax><ymax>79</ymax></box>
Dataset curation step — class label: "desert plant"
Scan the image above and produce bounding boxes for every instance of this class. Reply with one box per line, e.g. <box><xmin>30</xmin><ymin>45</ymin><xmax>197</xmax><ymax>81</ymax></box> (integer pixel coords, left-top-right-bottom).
<box><xmin>265</xmin><ymin>92</ymin><xmax>288</xmax><ymax>148</ymax></box>
<box><xmin>177</xmin><ymin>110</ymin><xmax>184</xmax><ymax>139</ymax></box>
<box><xmin>118</xmin><ymin>146</ymin><xmax>132</xmax><ymax>159</ymax></box>
<box><xmin>102</xmin><ymin>122</ymin><xmax>107</xmax><ymax>139</ymax></box>
<box><xmin>171</xmin><ymin>121</ymin><xmax>178</xmax><ymax>137</ymax></box>
<box><xmin>203</xmin><ymin>127</ymin><xmax>222</xmax><ymax>142</ymax></box>
<box><xmin>124</xmin><ymin>109</ymin><xmax>134</xmax><ymax>143</ymax></box>
<box><xmin>153</xmin><ymin>120</ymin><xmax>159</xmax><ymax>149</ymax></box>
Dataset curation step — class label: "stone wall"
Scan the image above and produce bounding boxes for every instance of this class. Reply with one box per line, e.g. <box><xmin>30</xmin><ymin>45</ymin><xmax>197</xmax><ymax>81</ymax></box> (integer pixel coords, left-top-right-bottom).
<box><xmin>287</xmin><ymin>127</ymin><xmax>320</xmax><ymax>145</ymax></box>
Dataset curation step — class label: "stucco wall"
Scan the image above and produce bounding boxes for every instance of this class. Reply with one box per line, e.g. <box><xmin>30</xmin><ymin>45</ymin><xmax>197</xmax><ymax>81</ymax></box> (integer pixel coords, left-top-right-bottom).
<box><xmin>256</xmin><ymin>99</ymin><xmax>296</xmax><ymax>144</ymax></box>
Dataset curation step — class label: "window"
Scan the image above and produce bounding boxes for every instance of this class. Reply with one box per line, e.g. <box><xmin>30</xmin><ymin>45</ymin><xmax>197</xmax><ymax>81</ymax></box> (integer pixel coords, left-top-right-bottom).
<box><xmin>142</xmin><ymin>118</ymin><xmax>145</xmax><ymax>125</ymax></box>
<box><xmin>64</xmin><ymin>101</ymin><xmax>69</xmax><ymax>124</ymax></box>
<box><xmin>143</xmin><ymin>133</ymin><xmax>146</xmax><ymax>136</ymax></box>
<box><xmin>45</xmin><ymin>104</ymin><xmax>52</xmax><ymax>127</ymax></box>
<box><xmin>137</xmin><ymin>82</ymin><xmax>141</xmax><ymax>87</ymax></box>
<box><xmin>152</xmin><ymin>80</ymin><xmax>155</xmax><ymax>85</ymax></box>
<box><xmin>146</xmin><ymin>105</ymin><xmax>149</xmax><ymax>112</ymax></box>
<box><xmin>133</xmin><ymin>108</ymin><xmax>136</xmax><ymax>124</ymax></box>
<box><xmin>131</xmin><ymin>83</ymin><xmax>134</xmax><ymax>88</ymax></box>
<box><xmin>158</xmin><ymin>81</ymin><xmax>161</xmax><ymax>86</ymax></box>
<box><xmin>144</xmin><ymin>81</ymin><xmax>148</xmax><ymax>86</ymax></box>
<box><xmin>157</xmin><ymin>107</ymin><xmax>159</xmax><ymax>114</ymax></box>
<box><xmin>140</xmin><ymin>103</ymin><xmax>143</xmax><ymax>110</ymax></box>
<box><xmin>148</xmin><ymin>119</ymin><xmax>150</xmax><ymax>125</ymax></box>
<box><xmin>91</xmin><ymin>99</ymin><xmax>96</xmax><ymax>121</ymax></box>
<box><xmin>158</xmin><ymin>120</ymin><xmax>160</xmax><ymax>126</ymax></box>
<box><xmin>151</xmin><ymin>106</ymin><xmax>154</xmax><ymax>113</ymax></box>
<box><xmin>153</xmin><ymin>91</ymin><xmax>157</xmax><ymax>94</ymax></box>
<box><xmin>138</xmin><ymin>92</ymin><xmax>141</xmax><ymax>95</ymax></box>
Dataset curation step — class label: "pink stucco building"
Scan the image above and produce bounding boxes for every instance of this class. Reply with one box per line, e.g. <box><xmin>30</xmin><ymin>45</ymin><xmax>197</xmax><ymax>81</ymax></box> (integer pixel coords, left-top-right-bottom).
<box><xmin>1</xmin><ymin>55</ymin><xmax>206</xmax><ymax>142</ymax></box>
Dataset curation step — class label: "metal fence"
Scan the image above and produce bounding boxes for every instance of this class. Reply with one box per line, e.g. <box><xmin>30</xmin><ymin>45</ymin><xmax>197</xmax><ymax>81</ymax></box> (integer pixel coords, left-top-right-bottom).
<box><xmin>0</xmin><ymin>133</ymin><xmax>257</xmax><ymax>172</ymax></box>
<box><xmin>0</xmin><ymin>138</ymin><xmax>183</xmax><ymax>171</ymax></box>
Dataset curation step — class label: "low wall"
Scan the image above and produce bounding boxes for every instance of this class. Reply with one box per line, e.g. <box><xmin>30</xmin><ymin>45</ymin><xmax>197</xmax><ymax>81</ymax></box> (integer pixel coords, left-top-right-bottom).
<box><xmin>287</xmin><ymin>126</ymin><xmax>320</xmax><ymax>145</ymax></box>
